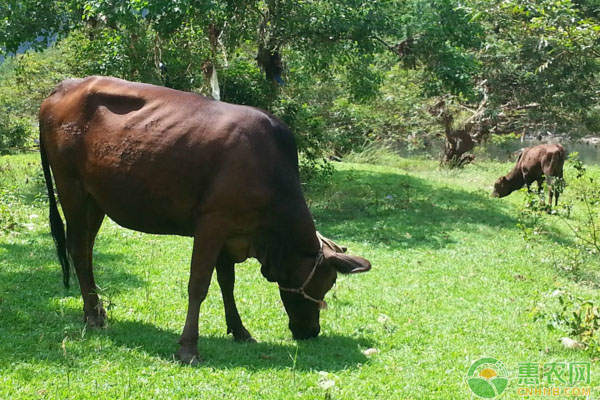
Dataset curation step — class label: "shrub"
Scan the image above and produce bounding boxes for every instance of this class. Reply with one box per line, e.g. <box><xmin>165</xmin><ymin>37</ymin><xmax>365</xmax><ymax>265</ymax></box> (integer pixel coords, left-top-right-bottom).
<box><xmin>534</xmin><ymin>290</ymin><xmax>600</xmax><ymax>354</ymax></box>
<box><xmin>0</xmin><ymin>116</ymin><xmax>34</xmax><ymax>153</ymax></box>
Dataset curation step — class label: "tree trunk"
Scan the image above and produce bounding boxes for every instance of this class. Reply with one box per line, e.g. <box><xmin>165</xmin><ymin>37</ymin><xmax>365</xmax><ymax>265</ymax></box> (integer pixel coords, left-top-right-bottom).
<box><xmin>444</xmin><ymin>127</ymin><xmax>475</xmax><ymax>167</ymax></box>
<box><xmin>433</xmin><ymin>99</ymin><xmax>476</xmax><ymax>168</ymax></box>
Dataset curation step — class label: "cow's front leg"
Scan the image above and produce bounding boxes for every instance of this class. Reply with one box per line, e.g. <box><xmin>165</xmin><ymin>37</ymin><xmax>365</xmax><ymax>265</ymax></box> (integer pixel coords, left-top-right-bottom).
<box><xmin>216</xmin><ymin>252</ymin><xmax>256</xmax><ymax>342</ymax></box>
<box><xmin>176</xmin><ymin>221</ymin><xmax>226</xmax><ymax>365</ymax></box>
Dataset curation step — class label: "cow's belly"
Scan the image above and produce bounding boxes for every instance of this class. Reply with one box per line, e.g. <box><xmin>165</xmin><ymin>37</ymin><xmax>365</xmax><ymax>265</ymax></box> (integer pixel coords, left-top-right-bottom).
<box><xmin>75</xmin><ymin>127</ymin><xmax>206</xmax><ymax>235</ymax></box>
<box><xmin>81</xmin><ymin>163</ymin><xmax>198</xmax><ymax>236</ymax></box>
<box><xmin>98</xmin><ymin>197</ymin><xmax>196</xmax><ymax>236</ymax></box>
<box><xmin>81</xmin><ymin>163</ymin><xmax>264</xmax><ymax>238</ymax></box>
<box><xmin>91</xmin><ymin>185</ymin><xmax>197</xmax><ymax>236</ymax></box>
<box><xmin>223</xmin><ymin>235</ymin><xmax>256</xmax><ymax>263</ymax></box>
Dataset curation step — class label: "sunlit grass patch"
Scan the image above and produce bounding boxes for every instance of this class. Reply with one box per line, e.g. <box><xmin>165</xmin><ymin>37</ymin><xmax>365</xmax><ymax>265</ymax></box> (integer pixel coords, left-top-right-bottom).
<box><xmin>1</xmin><ymin>152</ymin><xmax>600</xmax><ymax>399</ymax></box>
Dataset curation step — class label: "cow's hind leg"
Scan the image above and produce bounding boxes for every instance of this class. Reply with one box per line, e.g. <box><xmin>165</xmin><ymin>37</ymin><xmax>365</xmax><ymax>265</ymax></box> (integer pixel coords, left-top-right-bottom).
<box><xmin>546</xmin><ymin>175</ymin><xmax>562</xmax><ymax>208</ymax></box>
<box><xmin>537</xmin><ymin>178</ymin><xmax>544</xmax><ymax>197</ymax></box>
<box><xmin>62</xmin><ymin>190</ymin><xmax>106</xmax><ymax>327</ymax></box>
<box><xmin>216</xmin><ymin>252</ymin><xmax>255</xmax><ymax>342</ymax></box>
<box><xmin>547</xmin><ymin>176</ymin><xmax>554</xmax><ymax>208</ymax></box>
<box><xmin>177</xmin><ymin>216</ymin><xmax>229</xmax><ymax>365</ymax></box>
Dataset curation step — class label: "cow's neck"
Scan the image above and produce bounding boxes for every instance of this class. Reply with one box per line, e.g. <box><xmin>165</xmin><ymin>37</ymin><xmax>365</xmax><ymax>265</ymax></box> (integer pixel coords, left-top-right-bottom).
<box><xmin>280</xmin><ymin>200</ymin><xmax>320</xmax><ymax>253</ymax></box>
<box><xmin>256</xmin><ymin>203</ymin><xmax>320</xmax><ymax>284</ymax></box>
<box><xmin>504</xmin><ymin>166</ymin><xmax>525</xmax><ymax>194</ymax></box>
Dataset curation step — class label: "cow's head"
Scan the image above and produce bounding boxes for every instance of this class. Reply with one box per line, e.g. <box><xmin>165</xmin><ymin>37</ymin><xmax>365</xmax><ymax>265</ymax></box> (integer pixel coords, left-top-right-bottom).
<box><xmin>278</xmin><ymin>232</ymin><xmax>371</xmax><ymax>340</ymax></box>
<box><xmin>491</xmin><ymin>176</ymin><xmax>511</xmax><ymax>198</ymax></box>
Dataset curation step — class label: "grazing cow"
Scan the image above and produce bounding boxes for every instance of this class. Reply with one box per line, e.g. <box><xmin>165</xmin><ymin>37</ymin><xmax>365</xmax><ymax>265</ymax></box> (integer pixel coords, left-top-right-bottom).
<box><xmin>491</xmin><ymin>143</ymin><xmax>566</xmax><ymax>206</ymax></box>
<box><xmin>39</xmin><ymin>76</ymin><xmax>371</xmax><ymax>364</ymax></box>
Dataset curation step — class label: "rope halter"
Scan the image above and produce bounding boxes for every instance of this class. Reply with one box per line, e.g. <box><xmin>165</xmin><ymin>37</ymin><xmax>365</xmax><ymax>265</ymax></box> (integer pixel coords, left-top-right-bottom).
<box><xmin>278</xmin><ymin>234</ymin><xmax>327</xmax><ymax>310</ymax></box>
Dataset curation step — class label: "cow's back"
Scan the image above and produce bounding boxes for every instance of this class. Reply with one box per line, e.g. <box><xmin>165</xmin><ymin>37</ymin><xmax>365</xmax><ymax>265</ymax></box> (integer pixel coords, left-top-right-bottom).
<box><xmin>40</xmin><ymin>77</ymin><xmax>304</xmax><ymax>236</ymax></box>
<box><xmin>518</xmin><ymin>143</ymin><xmax>565</xmax><ymax>180</ymax></box>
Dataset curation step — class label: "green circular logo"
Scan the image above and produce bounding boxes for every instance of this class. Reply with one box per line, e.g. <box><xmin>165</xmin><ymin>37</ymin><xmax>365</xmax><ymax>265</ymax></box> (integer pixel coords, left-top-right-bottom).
<box><xmin>466</xmin><ymin>357</ymin><xmax>509</xmax><ymax>399</ymax></box>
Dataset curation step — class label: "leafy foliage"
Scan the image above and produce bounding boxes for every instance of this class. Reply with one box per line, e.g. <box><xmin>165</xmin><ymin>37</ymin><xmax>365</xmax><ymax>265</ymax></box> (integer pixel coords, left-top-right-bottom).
<box><xmin>475</xmin><ymin>0</ymin><xmax>600</xmax><ymax>134</ymax></box>
<box><xmin>535</xmin><ymin>290</ymin><xmax>600</xmax><ymax>354</ymax></box>
<box><xmin>0</xmin><ymin>1</ymin><xmax>73</xmax><ymax>53</ymax></box>
<box><xmin>0</xmin><ymin>116</ymin><xmax>33</xmax><ymax>153</ymax></box>
<box><xmin>1</xmin><ymin>0</ymin><xmax>600</xmax><ymax>163</ymax></box>
<box><xmin>557</xmin><ymin>153</ymin><xmax>600</xmax><ymax>253</ymax></box>
<box><xmin>0</xmin><ymin>44</ymin><xmax>74</xmax><ymax>152</ymax></box>
<box><xmin>400</xmin><ymin>0</ymin><xmax>484</xmax><ymax>98</ymax></box>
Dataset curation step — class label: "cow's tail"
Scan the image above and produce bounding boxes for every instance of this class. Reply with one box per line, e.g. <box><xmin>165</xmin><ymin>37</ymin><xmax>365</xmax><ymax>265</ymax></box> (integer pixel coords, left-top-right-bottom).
<box><xmin>39</xmin><ymin>132</ymin><xmax>71</xmax><ymax>289</ymax></box>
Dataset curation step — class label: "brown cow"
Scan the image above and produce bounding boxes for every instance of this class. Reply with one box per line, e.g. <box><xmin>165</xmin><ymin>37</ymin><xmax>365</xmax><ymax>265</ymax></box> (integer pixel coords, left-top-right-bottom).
<box><xmin>39</xmin><ymin>76</ymin><xmax>371</xmax><ymax>364</ymax></box>
<box><xmin>491</xmin><ymin>143</ymin><xmax>566</xmax><ymax>206</ymax></box>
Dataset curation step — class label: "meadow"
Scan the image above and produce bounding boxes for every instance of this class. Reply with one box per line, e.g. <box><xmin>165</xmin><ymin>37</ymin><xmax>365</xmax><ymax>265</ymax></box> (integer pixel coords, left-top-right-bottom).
<box><xmin>1</xmin><ymin>150</ymin><xmax>599</xmax><ymax>399</ymax></box>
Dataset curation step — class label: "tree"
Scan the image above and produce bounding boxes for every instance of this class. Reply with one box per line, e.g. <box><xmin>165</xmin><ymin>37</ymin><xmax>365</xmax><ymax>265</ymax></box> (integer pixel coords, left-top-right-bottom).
<box><xmin>0</xmin><ymin>1</ymin><xmax>75</xmax><ymax>54</ymax></box>
<box><xmin>3</xmin><ymin>0</ymin><xmax>600</xmax><ymax>164</ymax></box>
<box><xmin>474</xmin><ymin>0</ymin><xmax>600</xmax><ymax>136</ymax></box>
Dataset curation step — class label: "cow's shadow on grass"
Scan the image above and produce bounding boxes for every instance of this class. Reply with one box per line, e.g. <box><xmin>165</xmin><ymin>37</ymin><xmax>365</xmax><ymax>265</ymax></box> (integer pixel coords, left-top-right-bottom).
<box><xmin>106</xmin><ymin>319</ymin><xmax>371</xmax><ymax>371</ymax></box>
<box><xmin>306</xmin><ymin>167</ymin><xmax>573</xmax><ymax>249</ymax></box>
<box><xmin>0</xmin><ymin>234</ymin><xmax>370</xmax><ymax>372</ymax></box>
<box><xmin>0</xmin><ymin>235</ymin><xmax>144</xmax><ymax>294</ymax></box>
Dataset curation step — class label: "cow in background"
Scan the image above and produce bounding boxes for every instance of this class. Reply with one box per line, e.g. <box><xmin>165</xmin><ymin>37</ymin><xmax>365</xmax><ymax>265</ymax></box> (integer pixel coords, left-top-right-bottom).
<box><xmin>492</xmin><ymin>143</ymin><xmax>566</xmax><ymax>207</ymax></box>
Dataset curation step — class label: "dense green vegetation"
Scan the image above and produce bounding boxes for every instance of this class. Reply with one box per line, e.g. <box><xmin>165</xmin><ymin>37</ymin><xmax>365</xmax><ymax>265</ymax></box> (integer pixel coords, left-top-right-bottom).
<box><xmin>1</xmin><ymin>0</ymin><xmax>600</xmax><ymax>164</ymax></box>
<box><xmin>1</xmin><ymin>152</ymin><xmax>600</xmax><ymax>399</ymax></box>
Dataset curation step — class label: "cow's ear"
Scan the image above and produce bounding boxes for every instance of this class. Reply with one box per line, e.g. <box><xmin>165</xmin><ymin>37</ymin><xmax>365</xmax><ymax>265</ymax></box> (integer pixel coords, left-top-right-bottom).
<box><xmin>317</xmin><ymin>232</ymin><xmax>348</xmax><ymax>253</ymax></box>
<box><xmin>325</xmin><ymin>252</ymin><xmax>371</xmax><ymax>274</ymax></box>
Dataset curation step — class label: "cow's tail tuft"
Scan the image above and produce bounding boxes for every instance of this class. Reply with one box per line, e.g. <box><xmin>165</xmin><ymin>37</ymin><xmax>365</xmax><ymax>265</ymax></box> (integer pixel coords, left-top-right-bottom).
<box><xmin>39</xmin><ymin>132</ymin><xmax>71</xmax><ymax>289</ymax></box>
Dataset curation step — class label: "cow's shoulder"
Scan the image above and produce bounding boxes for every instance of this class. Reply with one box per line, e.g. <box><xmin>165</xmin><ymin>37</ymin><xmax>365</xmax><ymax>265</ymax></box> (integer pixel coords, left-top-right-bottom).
<box><xmin>240</xmin><ymin>105</ymin><xmax>297</xmax><ymax>155</ymax></box>
<box><xmin>48</xmin><ymin>78</ymin><xmax>85</xmax><ymax>97</ymax></box>
<box><xmin>79</xmin><ymin>76</ymin><xmax>165</xmax><ymax>102</ymax></box>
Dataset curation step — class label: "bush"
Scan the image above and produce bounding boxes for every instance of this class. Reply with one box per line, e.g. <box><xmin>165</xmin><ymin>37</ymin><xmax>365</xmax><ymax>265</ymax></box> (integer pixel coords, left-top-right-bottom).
<box><xmin>0</xmin><ymin>116</ymin><xmax>34</xmax><ymax>153</ymax></box>
<box><xmin>534</xmin><ymin>290</ymin><xmax>600</xmax><ymax>354</ymax></box>
<box><xmin>0</xmin><ymin>42</ymin><xmax>77</xmax><ymax>154</ymax></box>
<box><xmin>0</xmin><ymin>187</ymin><xmax>19</xmax><ymax>232</ymax></box>
<box><xmin>221</xmin><ymin>58</ymin><xmax>276</xmax><ymax>109</ymax></box>
<box><xmin>270</xmin><ymin>95</ymin><xmax>333</xmax><ymax>180</ymax></box>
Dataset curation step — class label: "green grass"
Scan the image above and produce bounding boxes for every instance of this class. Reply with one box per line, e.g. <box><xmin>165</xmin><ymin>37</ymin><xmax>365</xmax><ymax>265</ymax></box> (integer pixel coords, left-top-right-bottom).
<box><xmin>1</xmin><ymin>151</ymin><xmax>600</xmax><ymax>399</ymax></box>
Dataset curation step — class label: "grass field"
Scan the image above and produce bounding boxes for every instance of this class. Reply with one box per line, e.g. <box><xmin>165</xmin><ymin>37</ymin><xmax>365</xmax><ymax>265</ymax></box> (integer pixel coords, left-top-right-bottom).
<box><xmin>1</xmin><ymin>151</ymin><xmax>600</xmax><ymax>399</ymax></box>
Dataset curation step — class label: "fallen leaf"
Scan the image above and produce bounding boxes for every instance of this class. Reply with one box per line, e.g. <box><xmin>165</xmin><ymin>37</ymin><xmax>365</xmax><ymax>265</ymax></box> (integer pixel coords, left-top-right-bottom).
<box><xmin>363</xmin><ymin>348</ymin><xmax>378</xmax><ymax>356</ymax></box>
<box><xmin>560</xmin><ymin>337</ymin><xmax>585</xmax><ymax>350</ymax></box>
<box><xmin>318</xmin><ymin>379</ymin><xmax>335</xmax><ymax>390</ymax></box>
<box><xmin>377</xmin><ymin>314</ymin><xmax>390</xmax><ymax>324</ymax></box>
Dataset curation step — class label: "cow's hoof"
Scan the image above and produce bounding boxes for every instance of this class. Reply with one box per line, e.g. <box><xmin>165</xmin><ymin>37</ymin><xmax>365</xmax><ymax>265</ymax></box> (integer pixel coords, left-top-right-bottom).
<box><xmin>234</xmin><ymin>334</ymin><xmax>257</xmax><ymax>343</ymax></box>
<box><xmin>85</xmin><ymin>316</ymin><xmax>106</xmax><ymax>328</ymax></box>
<box><xmin>176</xmin><ymin>347</ymin><xmax>202</xmax><ymax>366</ymax></box>
<box><xmin>229</xmin><ymin>327</ymin><xmax>257</xmax><ymax>343</ymax></box>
